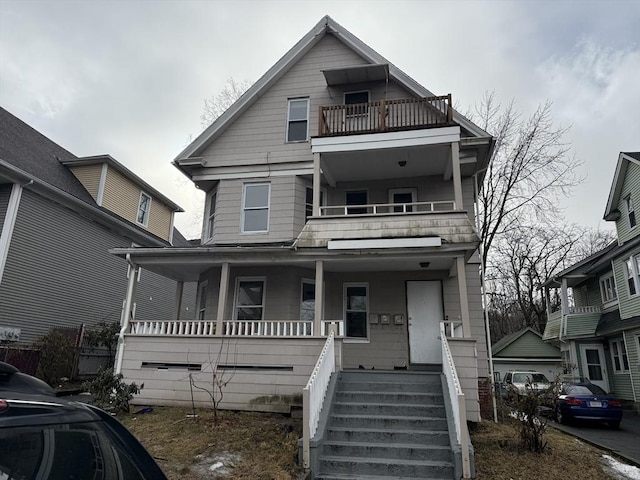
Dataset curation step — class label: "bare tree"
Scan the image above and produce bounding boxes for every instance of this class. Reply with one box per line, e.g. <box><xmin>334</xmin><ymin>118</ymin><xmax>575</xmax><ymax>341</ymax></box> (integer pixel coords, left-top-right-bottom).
<box><xmin>472</xmin><ymin>92</ymin><xmax>583</xmax><ymax>270</ymax></box>
<box><xmin>200</xmin><ymin>77</ymin><xmax>253</xmax><ymax>129</ymax></box>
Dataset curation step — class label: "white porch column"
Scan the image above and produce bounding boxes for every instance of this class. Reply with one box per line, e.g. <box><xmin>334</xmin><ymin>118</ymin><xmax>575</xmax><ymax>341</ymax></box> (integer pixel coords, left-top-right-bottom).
<box><xmin>0</xmin><ymin>183</ymin><xmax>24</xmax><ymax>283</ymax></box>
<box><xmin>115</xmin><ymin>258</ymin><xmax>139</xmax><ymax>374</ymax></box>
<box><xmin>173</xmin><ymin>281</ymin><xmax>184</xmax><ymax>320</ymax></box>
<box><xmin>544</xmin><ymin>287</ymin><xmax>552</xmax><ymax>318</ymax></box>
<box><xmin>456</xmin><ymin>256</ymin><xmax>471</xmax><ymax>337</ymax></box>
<box><xmin>451</xmin><ymin>141</ymin><xmax>463</xmax><ymax>210</ymax></box>
<box><xmin>216</xmin><ymin>262</ymin><xmax>230</xmax><ymax>336</ymax></box>
<box><xmin>313</xmin><ymin>152</ymin><xmax>321</xmax><ymax>216</ymax></box>
<box><xmin>561</xmin><ymin>279</ymin><xmax>569</xmax><ymax>315</ymax></box>
<box><xmin>314</xmin><ymin>260</ymin><xmax>324</xmax><ymax>335</ymax></box>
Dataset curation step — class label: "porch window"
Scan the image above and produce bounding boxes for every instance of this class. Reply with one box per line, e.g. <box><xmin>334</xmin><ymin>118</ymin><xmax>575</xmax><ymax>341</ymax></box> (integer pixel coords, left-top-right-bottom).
<box><xmin>624</xmin><ymin>255</ymin><xmax>640</xmax><ymax>297</ymax></box>
<box><xmin>626</xmin><ymin>196</ymin><xmax>636</xmax><ymax>229</ymax></box>
<box><xmin>344</xmin><ymin>283</ymin><xmax>368</xmax><ymax>339</ymax></box>
<box><xmin>234</xmin><ymin>278</ymin><xmax>265</xmax><ymax>320</ymax></box>
<box><xmin>287</xmin><ymin>98</ymin><xmax>309</xmax><ymax>142</ymax></box>
<box><xmin>599</xmin><ymin>272</ymin><xmax>617</xmax><ymax>304</ymax></box>
<box><xmin>300</xmin><ymin>280</ymin><xmax>315</xmax><ymax>321</ymax></box>
<box><xmin>345</xmin><ymin>91</ymin><xmax>370</xmax><ymax>116</ymax></box>
<box><xmin>305</xmin><ymin>187</ymin><xmax>325</xmax><ymax>220</ymax></box>
<box><xmin>137</xmin><ymin>192</ymin><xmax>152</xmax><ymax>226</ymax></box>
<box><xmin>610</xmin><ymin>339</ymin><xmax>629</xmax><ymax>373</ymax></box>
<box><xmin>242</xmin><ymin>183</ymin><xmax>270</xmax><ymax>233</ymax></box>
<box><xmin>346</xmin><ymin>190</ymin><xmax>368</xmax><ymax>215</ymax></box>
<box><xmin>197</xmin><ymin>282</ymin><xmax>208</xmax><ymax>320</ymax></box>
<box><xmin>205</xmin><ymin>191</ymin><xmax>216</xmax><ymax>240</ymax></box>
<box><xmin>389</xmin><ymin>188</ymin><xmax>417</xmax><ymax>213</ymax></box>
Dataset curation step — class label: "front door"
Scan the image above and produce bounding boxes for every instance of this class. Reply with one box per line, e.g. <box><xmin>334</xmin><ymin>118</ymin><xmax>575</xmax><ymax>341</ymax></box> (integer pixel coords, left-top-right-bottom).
<box><xmin>407</xmin><ymin>281</ymin><xmax>443</xmax><ymax>364</ymax></box>
<box><xmin>579</xmin><ymin>344</ymin><xmax>610</xmax><ymax>392</ymax></box>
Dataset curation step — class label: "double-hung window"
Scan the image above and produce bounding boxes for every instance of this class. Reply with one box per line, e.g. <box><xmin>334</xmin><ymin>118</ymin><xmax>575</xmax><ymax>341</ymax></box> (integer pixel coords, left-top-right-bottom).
<box><xmin>624</xmin><ymin>255</ymin><xmax>640</xmax><ymax>296</ymax></box>
<box><xmin>242</xmin><ymin>183</ymin><xmax>270</xmax><ymax>233</ymax></box>
<box><xmin>205</xmin><ymin>191</ymin><xmax>216</xmax><ymax>240</ymax></box>
<box><xmin>627</xmin><ymin>196</ymin><xmax>636</xmax><ymax>229</ymax></box>
<box><xmin>234</xmin><ymin>278</ymin><xmax>265</xmax><ymax>321</ymax></box>
<box><xmin>197</xmin><ymin>282</ymin><xmax>208</xmax><ymax>320</ymax></box>
<box><xmin>610</xmin><ymin>339</ymin><xmax>629</xmax><ymax>373</ymax></box>
<box><xmin>344</xmin><ymin>283</ymin><xmax>368</xmax><ymax>339</ymax></box>
<box><xmin>599</xmin><ymin>272</ymin><xmax>617</xmax><ymax>304</ymax></box>
<box><xmin>137</xmin><ymin>192</ymin><xmax>151</xmax><ymax>226</ymax></box>
<box><xmin>287</xmin><ymin>98</ymin><xmax>309</xmax><ymax>142</ymax></box>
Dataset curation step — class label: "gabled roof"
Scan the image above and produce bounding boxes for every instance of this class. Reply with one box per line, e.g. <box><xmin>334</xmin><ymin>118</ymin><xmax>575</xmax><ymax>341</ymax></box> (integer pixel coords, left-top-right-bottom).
<box><xmin>173</xmin><ymin>15</ymin><xmax>492</xmax><ymax>166</ymax></box>
<box><xmin>492</xmin><ymin>327</ymin><xmax>541</xmax><ymax>355</ymax></box>
<box><xmin>61</xmin><ymin>155</ymin><xmax>183</xmax><ymax>212</ymax></box>
<box><xmin>543</xmin><ymin>241</ymin><xmax>618</xmax><ymax>287</ymax></box>
<box><xmin>596</xmin><ymin>310</ymin><xmax>640</xmax><ymax>336</ymax></box>
<box><xmin>604</xmin><ymin>152</ymin><xmax>640</xmax><ymax>221</ymax></box>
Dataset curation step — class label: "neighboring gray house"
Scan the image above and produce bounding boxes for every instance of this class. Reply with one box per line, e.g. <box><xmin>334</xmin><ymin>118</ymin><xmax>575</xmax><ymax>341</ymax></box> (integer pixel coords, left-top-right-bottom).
<box><xmin>0</xmin><ymin>107</ymin><xmax>196</xmax><ymax>345</ymax></box>
<box><xmin>492</xmin><ymin>327</ymin><xmax>562</xmax><ymax>382</ymax></box>
<box><xmin>543</xmin><ymin>152</ymin><xmax>640</xmax><ymax>410</ymax></box>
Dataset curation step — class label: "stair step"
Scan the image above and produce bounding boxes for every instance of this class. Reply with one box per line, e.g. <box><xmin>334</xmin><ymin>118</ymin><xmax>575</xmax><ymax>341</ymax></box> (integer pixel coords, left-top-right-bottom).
<box><xmin>325</xmin><ymin>426</ymin><xmax>450</xmax><ymax>445</ymax></box>
<box><xmin>337</xmin><ymin>381</ymin><xmax>442</xmax><ymax>393</ymax></box>
<box><xmin>329</xmin><ymin>414</ymin><xmax>448</xmax><ymax>430</ymax></box>
<box><xmin>332</xmin><ymin>401</ymin><xmax>445</xmax><ymax>417</ymax></box>
<box><xmin>322</xmin><ymin>441</ymin><xmax>452</xmax><ymax>461</ymax></box>
<box><xmin>340</xmin><ymin>371</ymin><xmax>441</xmax><ymax>384</ymax></box>
<box><xmin>315</xmin><ymin>475</ymin><xmax>453</xmax><ymax>480</ymax></box>
<box><xmin>319</xmin><ymin>456</ymin><xmax>453</xmax><ymax>478</ymax></box>
<box><xmin>335</xmin><ymin>391</ymin><xmax>444</xmax><ymax>404</ymax></box>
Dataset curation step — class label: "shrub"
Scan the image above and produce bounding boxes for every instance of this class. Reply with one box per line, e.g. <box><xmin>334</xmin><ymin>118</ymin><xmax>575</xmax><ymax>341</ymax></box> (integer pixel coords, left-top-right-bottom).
<box><xmin>85</xmin><ymin>321</ymin><xmax>120</xmax><ymax>363</ymax></box>
<box><xmin>35</xmin><ymin>331</ymin><xmax>76</xmax><ymax>385</ymax></box>
<box><xmin>83</xmin><ymin>367</ymin><xmax>143</xmax><ymax>413</ymax></box>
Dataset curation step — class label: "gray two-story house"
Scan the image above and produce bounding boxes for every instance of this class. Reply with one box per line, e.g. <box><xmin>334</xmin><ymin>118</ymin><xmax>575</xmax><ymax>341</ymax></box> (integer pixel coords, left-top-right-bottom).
<box><xmin>543</xmin><ymin>152</ymin><xmax>640</xmax><ymax>411</ymax></box>
<box><xmin>111</xmin><ymin>16</ymin><xmax>494</xmax><ymax>478</ymax></box>
<box><xmin>0</xmin><ymin>108</ymin><xmax>196</xmax><ymax>349</ymax></box>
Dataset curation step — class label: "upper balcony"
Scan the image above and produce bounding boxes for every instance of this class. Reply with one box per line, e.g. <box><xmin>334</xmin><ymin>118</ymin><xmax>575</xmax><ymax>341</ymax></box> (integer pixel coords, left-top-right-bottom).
<box><xmin>317</xmin><ymin>95</ymin><xmax>454</xmax><ymax>138</ymax></box>
<box><xmin>542</xmin><ymin>306</ymin><xmax>602</xmax><ymax>342</ymax></box>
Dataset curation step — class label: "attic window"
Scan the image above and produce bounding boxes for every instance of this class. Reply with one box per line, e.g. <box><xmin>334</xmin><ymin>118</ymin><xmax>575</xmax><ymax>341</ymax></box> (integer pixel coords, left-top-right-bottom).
<box><xmin>287</xmin><ymin>98</ymin><xmax>309</xmax><ymax>142</ymax></box>
<box><xmin>137</xmin><ymin>192</ymin><xmax>152</xmax><ymax>226</ymax></box>
<box><xmin>626</xmin><ymin>196</ymin><xmax>636</xmax><ymax>229</ymax></box>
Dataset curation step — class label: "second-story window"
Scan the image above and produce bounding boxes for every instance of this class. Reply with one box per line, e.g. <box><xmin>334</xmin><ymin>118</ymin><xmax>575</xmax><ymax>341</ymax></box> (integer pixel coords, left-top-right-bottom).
<box><xmin>197</xmin><ymin>282</ymin><xmax>208</xmax><ymax>320</ymax></box>
<box><xmin>599</xmin><ymin>272</ymin><xmax>617</xmax><ymax>304</ymax></box>
<box><xmin>206</xmin><ymin>191</ymin><xmax>216</xmax><ymax>240</ymax></box>
<box><xmin>624</xmin><ymin>255</ymin><xmax>640</xmax><ymax>296</ymax></box>
<box><xmin>626</xmin><ymin>196</ymin><xmax>636</xmax><ymax>229</ymax></box>
<box><xmin>234</xmin><ymin>278</ymin><xmax>265</xmax><ymax>320</ymax></box>
<box><xmin>242</xmin><ymin>183</ymin><xmax>270</xmax><ymax>233</ymax></box>
<box><xmin>287</xmin><ymin>98</ymin><xmax>309</xmax><ymax>142</ymax></box>
<box><xmin>137</xmin><ymin>192</ymin><xmax>151</xmax><ymax>226</ymax></box>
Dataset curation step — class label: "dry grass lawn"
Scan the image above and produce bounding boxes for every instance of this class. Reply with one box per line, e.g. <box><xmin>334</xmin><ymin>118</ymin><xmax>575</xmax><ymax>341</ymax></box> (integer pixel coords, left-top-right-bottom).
<box><xmin>119</xmin><ymin>407</ymin><xmax>625</xmax><ymax>479</ymax></box>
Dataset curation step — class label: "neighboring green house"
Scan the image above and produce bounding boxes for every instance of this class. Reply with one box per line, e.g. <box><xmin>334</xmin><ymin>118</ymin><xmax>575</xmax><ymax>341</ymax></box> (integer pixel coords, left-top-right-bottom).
<box><xmin>543</xmin><ymin>152</ymin><xmax>640</xmax><ymax>410</ymax></box>
<box><xmin>492</xmin><ymin>327</ymin><xmax>562</xmax><ymax>382</ymax></box>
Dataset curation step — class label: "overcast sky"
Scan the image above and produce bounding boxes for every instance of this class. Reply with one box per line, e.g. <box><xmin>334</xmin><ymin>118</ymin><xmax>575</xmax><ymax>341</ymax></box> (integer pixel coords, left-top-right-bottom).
<box><xmin>1</xmin><ymin>0</ymin><xmax>638</xmax><ymax>239</ymax></box>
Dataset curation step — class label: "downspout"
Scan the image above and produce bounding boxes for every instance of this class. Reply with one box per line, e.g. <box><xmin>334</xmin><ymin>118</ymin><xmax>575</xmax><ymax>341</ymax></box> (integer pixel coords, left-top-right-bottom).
<box><xmin>473</xmin><ymin>168</ymin><xmax>498</xmax><ymax>423</ymax></box>
<box><xmin>115</xmin><ymin>253</ymin><xmax>138</xmax><ymax>374</ymax></box>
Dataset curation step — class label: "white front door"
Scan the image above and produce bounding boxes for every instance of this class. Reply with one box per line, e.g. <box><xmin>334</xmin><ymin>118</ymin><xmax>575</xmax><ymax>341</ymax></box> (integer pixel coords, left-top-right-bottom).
<box><xmin>407</xmin><ymin>281</ymin><xmax>443</xmax><ymax>364</ymax></box>
<box><xmin>579</xmin><ymin>344</ymin><xmax>610</xmax><ymax>392</ymax></box>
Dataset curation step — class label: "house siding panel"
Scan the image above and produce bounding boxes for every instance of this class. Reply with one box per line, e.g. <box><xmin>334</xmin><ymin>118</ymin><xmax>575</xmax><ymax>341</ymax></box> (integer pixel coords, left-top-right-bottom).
<box><xmin>626</xmin><ymin>328</ymin><xmax>640</xmax><ymax>402</ymax></box>
<box><xmin>615</xmin><ymin>161</ymin><xmax>640</xmax><ymax>244</ymax></box>
<box><xmin>497</xmin><ymin>331</ymin><xmax>561</xmax><ymax>358</ymax></box>
<box><xmin>613</xmin><ymin>246</ymin><xmax>640</xmax><ymax>319</ymax></box>
<box><xmin>0</xmin><ymin>184</ymin><xmax>10</xmax><ymax>229</ymax></box>
<box><xmin>0</xmin><ymin>189</ymin><xmax>185</xmax><ymax>344</ymax></box>
<box><xmin>68</xmin><ymin>164</ymin><xmax>102</xmax><ymax>201</ymax></box>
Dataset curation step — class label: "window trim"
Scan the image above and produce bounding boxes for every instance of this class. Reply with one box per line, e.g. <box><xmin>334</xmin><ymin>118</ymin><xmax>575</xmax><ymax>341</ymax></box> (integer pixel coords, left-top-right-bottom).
<box><xmin>599</xmin><ymin>272</ymin><xmax>618</xmax><ymax>305</ymax></box>
<box><xmin>343</xmin><ymin>282</ymin><xmax>369</xmax><ymax>342</ymax></box>
<box><xmin>286</xmin><ymin>98</ymin><xmax>309</xmax><ymax>143</ymax></box>
<box><xmin>241</xmin><ymin>183</ymin><xmax>270</xmax><ymax>234</ymax></box>
<box><xmin>626</xmin><ymin>195</ymin><xmax>636</xmax><ymax>230</ymax></box>
<box><xmin>233</xmin><ymin>277</ymin><xmax>266</xmax><ymax>321</ymax></box>
<box><xmin>205</xmin><ymin>190</ymin><xmax>217</xmax><ymax>241</ymax></box>
<box><xmin>609</xmin><ymin>338</ymin><xmax>630</xmax><ymax>374</ymax></box>
<box><xmin>137</xmin><ymin>191</ymin><xmax>152</xmax><ymax>227</ymax></box>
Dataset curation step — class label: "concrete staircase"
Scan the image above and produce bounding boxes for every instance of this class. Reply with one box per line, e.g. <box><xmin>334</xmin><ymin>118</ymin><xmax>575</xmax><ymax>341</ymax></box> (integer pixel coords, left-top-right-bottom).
<box><xmin>314</xmin><ymin>370</ymin><xmax>454</xmax><ymax>480</ymax></box>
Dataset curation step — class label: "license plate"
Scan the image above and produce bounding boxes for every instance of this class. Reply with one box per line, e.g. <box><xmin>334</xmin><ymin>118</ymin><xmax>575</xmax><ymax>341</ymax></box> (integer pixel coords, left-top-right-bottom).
<box><xmin>589</xmin><ymin>401</ymin><xmax>602</xmax><ymax>408</ymax></box>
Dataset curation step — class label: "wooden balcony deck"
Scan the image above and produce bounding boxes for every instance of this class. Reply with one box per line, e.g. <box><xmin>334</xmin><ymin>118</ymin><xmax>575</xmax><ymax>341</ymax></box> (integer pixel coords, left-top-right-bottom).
<box><xmin>318</xmin><ymin>94</ymin><xmax>453</xmax><ymax>137</ymax></box>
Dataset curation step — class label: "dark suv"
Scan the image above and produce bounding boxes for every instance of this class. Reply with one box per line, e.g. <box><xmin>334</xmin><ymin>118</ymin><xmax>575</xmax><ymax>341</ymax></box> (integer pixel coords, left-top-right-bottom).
<box><xmin>0</xmin><ymin>361</ymin><xmax>166</xmax><ymax>479</ymax></box>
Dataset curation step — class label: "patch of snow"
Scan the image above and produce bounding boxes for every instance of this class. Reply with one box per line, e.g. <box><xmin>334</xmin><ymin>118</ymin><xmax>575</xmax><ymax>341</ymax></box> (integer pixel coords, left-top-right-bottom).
<box><xmin>209</xmin><ymin>462</ymin><xmax>224</xmax><ymax>472</ymax></box>
<box><xmin>602</xmin><ymin>455</ymin><xmax>640</xmax><ymax>480</ymax></box>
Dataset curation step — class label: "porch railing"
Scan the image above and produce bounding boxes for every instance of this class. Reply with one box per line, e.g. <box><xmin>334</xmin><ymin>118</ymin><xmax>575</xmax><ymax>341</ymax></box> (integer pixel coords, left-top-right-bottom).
<box><xmin>442</xmin><ymin>320</ymin><xmax>464</xmax><ymax>338</ymax></box>
<box><xmin>319</xmin><ymin>200</ymin><xmax>455</xmax><ymax>217</ymax></box>
<box><xmin>302</xmin><ymin>330</ymin><xmax>336</xmax><ymax>469</ymax></box>
<box><xmin>128</xmin><ymin>320</ymin><xmax>344</xmax><ymax>338</ymax></box>
<box><xmin>440</xmin><ymin>323</ymin><xmax>471</xmax><ymax>478</ymax></box>
<box><xmin>318</xmin><ymin>94</ymin><xmax>453</xmax><ymax>137</ymax></box>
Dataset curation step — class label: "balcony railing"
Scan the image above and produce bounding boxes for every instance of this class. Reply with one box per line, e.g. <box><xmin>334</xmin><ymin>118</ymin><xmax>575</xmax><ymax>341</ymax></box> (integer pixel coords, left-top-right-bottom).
<box><xmin>128</xmin><ymin>320</ymin><xmax>345</xmax><ymax>337</ymax></box>
<box><xmin>319</xmin><ymin>200</ymin><xmax>456</xmax><ymax>217</ymax></box>
<box><xmin>318</xmin><ymin>95</ymin><xmax>453</xmax><ymax>137</ymax></box>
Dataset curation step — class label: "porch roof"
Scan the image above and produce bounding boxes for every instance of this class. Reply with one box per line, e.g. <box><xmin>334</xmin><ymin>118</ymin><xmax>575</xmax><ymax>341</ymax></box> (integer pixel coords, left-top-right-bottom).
<box><xmin>109</xmin><ymin>243</ymin><xmax>475</xmax><ymax>282</ymax></box>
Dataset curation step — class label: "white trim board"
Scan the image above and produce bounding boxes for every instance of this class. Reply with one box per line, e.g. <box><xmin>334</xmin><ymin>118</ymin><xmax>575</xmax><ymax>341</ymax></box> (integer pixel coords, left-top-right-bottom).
<box><xmin>327</xmin><ymin>237</ymin><xmax>442</xmax><ymax>250</ymax></box>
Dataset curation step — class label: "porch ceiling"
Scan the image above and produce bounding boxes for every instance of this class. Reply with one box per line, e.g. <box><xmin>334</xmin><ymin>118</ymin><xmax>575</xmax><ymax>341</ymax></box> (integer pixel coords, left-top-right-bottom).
<box><xmin>111</xmin><ymin>247</ymin><xmax>459</xmax><ymax>282</ymax></box>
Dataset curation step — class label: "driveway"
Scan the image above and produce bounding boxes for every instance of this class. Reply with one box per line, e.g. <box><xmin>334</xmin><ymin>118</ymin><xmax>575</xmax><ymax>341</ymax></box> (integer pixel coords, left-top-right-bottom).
<box><xmin>549</xmin><ymin>412</ymin><xmax>640</xmax><ymax>466</ymax></box>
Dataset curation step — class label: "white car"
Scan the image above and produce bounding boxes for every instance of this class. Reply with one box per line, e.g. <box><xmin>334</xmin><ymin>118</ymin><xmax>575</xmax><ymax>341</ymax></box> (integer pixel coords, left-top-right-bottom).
<box><xmin>503</xmin><ymin>371</ymin><xmax>551</xmax><ymax>397</ymax></box>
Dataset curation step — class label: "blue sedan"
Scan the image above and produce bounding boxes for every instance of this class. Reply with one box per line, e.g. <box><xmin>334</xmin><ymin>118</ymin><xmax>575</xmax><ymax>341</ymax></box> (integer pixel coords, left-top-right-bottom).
<box><xmin>554</xmin><ymin>382</ymin><xmax>623</xmax><ymax>429</ymax></box>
